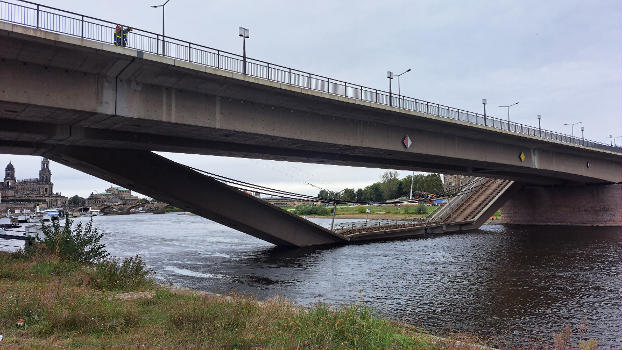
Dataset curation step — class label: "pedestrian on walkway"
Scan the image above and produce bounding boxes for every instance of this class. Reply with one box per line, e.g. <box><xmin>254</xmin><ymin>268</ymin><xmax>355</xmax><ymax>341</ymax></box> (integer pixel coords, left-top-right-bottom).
<box><xmin>114</xmin><ymin>25</ymin><xmax>132</xmax><ymax>47</ymax></box>
<box><xmin>121</xmin><ymin>26</ymin><xmax>132</xmax><ymax>47</ymax></box>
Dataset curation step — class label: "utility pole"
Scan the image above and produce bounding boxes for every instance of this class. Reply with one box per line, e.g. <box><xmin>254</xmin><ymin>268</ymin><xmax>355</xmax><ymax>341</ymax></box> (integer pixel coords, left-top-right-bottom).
<box><xmin>482</xmin><ymin>99</ymin><xmax>487</xmax><ymax>126</ymax></box>
<box><xmin>537</xmin><ymin>115</ymin><xmax>542</xmax><ymax>137</ymax></box>
<box><xmin>498</xmin><ymin>101</ymin><xmax>519</xmax><ymax>124</ymax></box>
<box><xmin>409</xmin><ymin>171</ymin><xmax>414</xmax><ymax>200</ymax></box>
<box><xmin>395</xmin><ymin>68</ymin><xmax>412</xmax><ymax>108</ymax></box>
<box><xmin>563</xmin><ymin>121</ymin><xmax>582</xmax><ymax>139</ymax></box>
<box><xmin>387</xmin><ymin>71</ymin><xmax>394</xmax><ymax>107</ymax></box>
<box><xmin>239</xmin><ymin>27</ymin><xmax>249</xmax><ymax>75</ymax></box>
<box><xmin>151</xmin><ymin>0</ymin><xmax>171</xmax><ymax>56</ymax></box>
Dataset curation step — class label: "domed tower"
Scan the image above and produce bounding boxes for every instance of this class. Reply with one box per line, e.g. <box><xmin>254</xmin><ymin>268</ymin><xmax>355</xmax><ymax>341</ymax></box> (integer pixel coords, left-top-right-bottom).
<box><xmin>4</xmin><ymin>161</ymin><xmax>15</xmax><ymax>188</ymax></box>
<box><xmin>39</xmin><ymin>158</ymin><xmax>51</xmax><ymax>183</ymax></box>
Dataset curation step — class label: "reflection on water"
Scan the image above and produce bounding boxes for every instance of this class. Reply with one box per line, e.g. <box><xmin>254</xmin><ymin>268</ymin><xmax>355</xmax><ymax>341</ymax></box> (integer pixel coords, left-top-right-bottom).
<box><xmin>3</xmin><ymin>213</ymin><xmax>620</xmax><ymax>348</ymax></box>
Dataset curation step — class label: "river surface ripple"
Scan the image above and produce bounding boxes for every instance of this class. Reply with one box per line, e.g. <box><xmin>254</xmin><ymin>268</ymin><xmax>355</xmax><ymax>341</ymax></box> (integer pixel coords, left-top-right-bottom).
<box><xmin>4</xmin><ymin>212</ymin><xmax>621</xmax><ymax>348</ymax></box>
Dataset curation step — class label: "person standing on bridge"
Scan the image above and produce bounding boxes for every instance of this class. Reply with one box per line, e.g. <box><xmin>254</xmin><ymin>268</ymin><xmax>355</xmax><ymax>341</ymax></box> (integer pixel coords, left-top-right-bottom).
<box><xmin>121</xmin><ymin>26</ymin><xmax>132</xmax><ymax>47</ymax></box>
<box><xmin>114</xmin><ymin>25</ymin><xmax>122</xmax><ymax>46</ymax></box>
<box><xmin>114</xmin><ymin>25</ymin><xmax>132</xmax><ymax>47</ymax></box>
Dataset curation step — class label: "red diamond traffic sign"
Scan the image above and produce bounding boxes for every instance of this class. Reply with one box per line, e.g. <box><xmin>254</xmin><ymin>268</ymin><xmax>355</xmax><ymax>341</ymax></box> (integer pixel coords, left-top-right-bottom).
<box><xmin>402</xmin><ymin>135</ymin><xmax>412</xmax><ymax>149</ymax></box>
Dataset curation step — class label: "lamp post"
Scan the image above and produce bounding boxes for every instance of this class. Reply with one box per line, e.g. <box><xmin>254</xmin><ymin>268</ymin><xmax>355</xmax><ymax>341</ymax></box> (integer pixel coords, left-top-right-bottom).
<box><xmin>537</xmin><ymin>115</ymin><xmax>542</xmax><ymax>137</ymax></box>
<box><xmin>151</xmin><ymin>0</ymin><xmax>171</xmax><ymax>56</ymax></box>
<box><xmin>409</xmin><ymin>171</ymin><xmax>415</xmax><ymax>200</ymax></box>
<box><xmin>239</xmin><ymin>27</ymin><xmax>249</xmax><ymax>75</ymax></box>
<box><xmin>581</xmin><ymin>126</ymin><xmax>584</xmax><ymax>145</ymax></box>
<box><xmin>498</xmin><ymin>101</ymin><xmax>519</xmax><ymax>124</ymax></box>
<box><xmin>395</xmin><ymin>68</ymin><xmax>411</xmax><ymax>108</ymax></box>
<box><xmin>482</xmin><ymin>99</ymin><xmax>487</xmax><ymax>126</ymax></box>
<box><xmin>387</xmin><ymin>71</ymin><xmax>394</xmax><ymax>107</ymax></box>
<box><xmin>563</xmin><ymin>121</ymin><xmax>582</xmax><ymax>140</ymax></box>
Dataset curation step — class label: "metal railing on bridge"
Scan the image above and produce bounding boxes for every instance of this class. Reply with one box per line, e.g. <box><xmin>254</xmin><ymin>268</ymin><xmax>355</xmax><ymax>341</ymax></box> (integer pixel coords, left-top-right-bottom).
<box><xmin>1</xmin><ymin>0</ymin><xmax>620</xmax><ymax>154</ymax></box>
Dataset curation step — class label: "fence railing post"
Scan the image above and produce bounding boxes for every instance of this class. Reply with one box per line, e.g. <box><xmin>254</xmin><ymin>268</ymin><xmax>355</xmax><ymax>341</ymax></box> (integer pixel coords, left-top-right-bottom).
<box><xmin>217</xmin><ymin>50</ymin><xmax>220</xmax><ymax>69</ymax></box>
<box><xmin>188</xmin><ymin>43</ymin><xmax>191</xmax><ymax>62</ymax></box>
<box><xmin>80</xmin><ymin>15</ymin><xmax>84</xmax><ymax>38</ymax></box>
<box><xmin>36</xmin><ymin>4</ymin><xmax>40</xmax><ymax>29</ymax></box>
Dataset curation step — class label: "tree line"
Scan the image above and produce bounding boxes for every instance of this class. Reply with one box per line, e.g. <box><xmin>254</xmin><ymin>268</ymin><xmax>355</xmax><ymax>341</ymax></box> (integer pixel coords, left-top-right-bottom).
<box><xmin>317</xmin><ymin>171</ymin><xmax>444</xmax><ymax>203</ymax></box>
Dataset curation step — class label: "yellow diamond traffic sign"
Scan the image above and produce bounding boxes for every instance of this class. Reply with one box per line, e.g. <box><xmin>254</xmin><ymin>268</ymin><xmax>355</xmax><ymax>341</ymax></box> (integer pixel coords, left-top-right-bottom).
<box><xmin>519</xmin><ymin>152</ymin><xmax>526</xmax><ymax>162</ymax></box>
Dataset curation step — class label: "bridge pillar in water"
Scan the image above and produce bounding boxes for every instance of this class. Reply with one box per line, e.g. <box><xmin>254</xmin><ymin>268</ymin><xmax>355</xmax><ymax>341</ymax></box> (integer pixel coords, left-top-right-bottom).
<box><xmin>501</xmin><ymin>184</ymin><xmax>622</xmax><ymax>226</ymax></box>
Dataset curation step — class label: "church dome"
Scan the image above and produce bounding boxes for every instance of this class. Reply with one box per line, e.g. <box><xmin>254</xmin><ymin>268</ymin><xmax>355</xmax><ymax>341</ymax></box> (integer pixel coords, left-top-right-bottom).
<box><xmin>5</xmin><ymin>162</ymin><xmax>14</xmax><ymax>171</ymax></box>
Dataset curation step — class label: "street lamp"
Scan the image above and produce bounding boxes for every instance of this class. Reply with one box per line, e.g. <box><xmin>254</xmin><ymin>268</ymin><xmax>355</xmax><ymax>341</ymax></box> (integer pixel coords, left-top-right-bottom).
<box><xmin>395</xmin><ymin>68</ymin><xmax>412</xmax><ymax>108</ymax></box>
<box><xmin>387</xmin><ymin>71</ymin><xmax>394</xmax><ymax>107</ymax></box>
<box><xmin>563</xmin><ymin>121</ymin><xmax>582</xmax><ymax>139</ymax></box>
<box><xmin>409</xmin><ymin>171</ymin><xmax>415</xmax><ymax>200</ymax></box>
<box><xmin>498</xmin><ymin>101</ymin><xmax>519</xmax><ymax>124</ymax></box>
<box><xmin>580</xmin><ymin>126</ymin><xmax>584</xmax><ymax>145</ymax></box>
<box><xmin>239</xmin><ymin>27</ymin><xmax>249</xmax><ymax>75</ymax></box>
<box><xmin>151</xmin><ymin>0</ymin><xmax>171</xmax><ymax>56</ymax></box>
<box><xmin>482</xmin><ymin>99</ymin><xmax>487</xmax><ymax>126</ymax></box>
<box><xmin>537</xmin><ymin>115</ymin><xmax>542</xmax><ymax>137</ymax></box>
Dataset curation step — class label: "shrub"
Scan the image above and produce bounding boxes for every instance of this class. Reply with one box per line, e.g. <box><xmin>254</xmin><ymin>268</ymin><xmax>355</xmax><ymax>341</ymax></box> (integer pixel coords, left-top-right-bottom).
<box><xmin>357</xmin><ymin>206</ymin><xmax>367</xmax><ymax>214</ymax></box>
<box><xmin>293</xmin><ymin>204</ymin><xmax>332</xmax><ymax>216</ymax></box>
<box><xmin>90</xmin><ymin>255</ymin><xmax>153</xmax><ymax>291</ymax></box>
<box><xmin>36</xmin><ymin>217</ymin><xmax>108</xmax><ymax>263</ymax></box>
<box><xmin>414</xmin><ymin>205</ymin><xmax>428</xmax><ymax>214</ymax></box>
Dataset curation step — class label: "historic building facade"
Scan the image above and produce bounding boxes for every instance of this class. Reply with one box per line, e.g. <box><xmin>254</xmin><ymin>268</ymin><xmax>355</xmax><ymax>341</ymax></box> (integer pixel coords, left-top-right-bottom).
<box><xmin>443</xmin><ymin>174</ymin><xmax>473</xmax><ymax>194</ymax></box>
<box><xmin>86</xmin><ymin>186</ymin><xmax>140</xmax><ymax>207</ymax></box>
<box><xmin>0</xmin><ymin>158</ymin><xmax>67</xmax><ymax>212</ymax></box>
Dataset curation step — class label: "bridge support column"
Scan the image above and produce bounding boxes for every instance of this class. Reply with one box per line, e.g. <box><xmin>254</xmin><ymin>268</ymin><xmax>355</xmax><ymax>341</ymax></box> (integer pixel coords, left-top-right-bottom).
<box><xmin>500</xmin><ymin>184</ymin><xmax>622</xmax><ymax>226</ymax></box>
<box><xmin>46</xmin><ymin>146</ymin><xmax>344</xmax><ymax>247</ymax></box>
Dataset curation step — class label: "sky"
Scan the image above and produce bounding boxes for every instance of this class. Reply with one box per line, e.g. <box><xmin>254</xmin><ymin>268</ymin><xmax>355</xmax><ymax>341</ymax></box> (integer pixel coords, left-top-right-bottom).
<box><xmin>1</xmin><ymin>0</ymin><xmax>620</xmax><ymax>198</ymax></box>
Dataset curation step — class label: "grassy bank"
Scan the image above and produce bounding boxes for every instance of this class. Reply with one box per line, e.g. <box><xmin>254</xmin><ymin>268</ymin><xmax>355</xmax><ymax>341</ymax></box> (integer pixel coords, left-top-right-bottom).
<box><xmin>290</xmin><ymin>204</ymin><xmax>439</xmax><ymax>219</ymax></box>
<box><xmin>0</xmin><ymin>219</ymin><xmax>599</xmax><ymax>350</ymax></box>
<box><xmin>0</xmin><ymin>251</ymin><xmax>451</xmax><ymax>350</ymax></box>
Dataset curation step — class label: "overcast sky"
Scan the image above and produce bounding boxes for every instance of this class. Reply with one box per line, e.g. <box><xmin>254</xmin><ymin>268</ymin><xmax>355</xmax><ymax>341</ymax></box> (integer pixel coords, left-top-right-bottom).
<box><xmin>1</xmin><ymin>0</ymin><xmax>620</xmax><ymax>197</ymax></box>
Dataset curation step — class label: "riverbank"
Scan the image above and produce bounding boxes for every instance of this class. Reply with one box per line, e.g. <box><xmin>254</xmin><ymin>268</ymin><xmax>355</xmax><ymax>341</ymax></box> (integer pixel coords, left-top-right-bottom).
<box><xmin>0</xmin><ymin>251</ymin><xmax>491</xmax><ymax>350</ymax></box>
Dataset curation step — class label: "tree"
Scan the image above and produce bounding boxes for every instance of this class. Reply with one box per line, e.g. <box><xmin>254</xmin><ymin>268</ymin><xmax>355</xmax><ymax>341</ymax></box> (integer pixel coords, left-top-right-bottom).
<box><xmin>380</xmin><ymin>171</ymin><xmax>400</xmax><ymax>200</ymax></box>
<box><xmin>318</xmin><ymin>189</ymin><xmax>330</xmax><ymax>200</ymax></box>
<box><xmin>341</xmin><ymin>188</ymin><xmax>356</xmax><ymax>202</ymax></box>
<box><xmin>423</xmin><ymin>174</ymin><xmax>444</xmax><ymax>194</ymax></box>
<box><xmin>363</xmin><ymin>183</ymin><xmax>383</xmax><ymax>202</ymax></box>
<box><xmin>68</xmin><ymin>195</ymin><xmax>86</xmax><ymax>207</ymax></box>
<box><xmin>355</xmin><ymin>188</ymin><xmax>364</xmax><ymax>202</ymax></box>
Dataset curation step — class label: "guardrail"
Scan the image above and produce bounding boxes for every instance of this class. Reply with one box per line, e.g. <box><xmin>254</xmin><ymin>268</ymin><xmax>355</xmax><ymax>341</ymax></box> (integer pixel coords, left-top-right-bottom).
<box><xmin>1</xmin><ymin>0</ymin><xmax>620</xmax><ymax>154</ymax></box>
<box><xmin>428</xmin><ymin>177</ymin><xmax>486</xmax><ymax>223</ymax></box>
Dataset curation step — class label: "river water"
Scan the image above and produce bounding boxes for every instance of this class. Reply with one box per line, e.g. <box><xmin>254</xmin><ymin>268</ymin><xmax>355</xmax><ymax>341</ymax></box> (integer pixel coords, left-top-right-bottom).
<box><xmin>2</xmin><ymin>212</ymin><xmax>621</xmax><ymax>348</ymax></box>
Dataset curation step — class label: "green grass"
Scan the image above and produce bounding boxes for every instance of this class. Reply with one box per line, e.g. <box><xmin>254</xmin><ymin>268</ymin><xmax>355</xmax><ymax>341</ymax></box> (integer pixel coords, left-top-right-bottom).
<box><xmin>0</xmin><ymin>251</ymin><xmax>441</xmax><ymax>350</ymax></box>
<box><xmin>334</xmin><ymin>205</ymin><xmax>438</xmax><ymax>216</ymax></box>
<box><xmin>0</xmin><ymin>251</ymin><xmax>599</xmax><ymax>350</ymax></box>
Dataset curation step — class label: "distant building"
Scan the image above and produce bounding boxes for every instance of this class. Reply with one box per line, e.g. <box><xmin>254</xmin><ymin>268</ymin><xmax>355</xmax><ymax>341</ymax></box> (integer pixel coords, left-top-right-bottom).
<box><xmin>0</xmin><ymin>158</ymin><xmax>67</xmax><ymax>214</ymax></box>
<box><xmin>443</xmin><ymin>174</ymin><xmax>472</xmax><ymax>193</ymax></box>
<box><xmin>86</xmin><ymin>186</ymin><xmax>140</xmax><ymax>207</ymax></box>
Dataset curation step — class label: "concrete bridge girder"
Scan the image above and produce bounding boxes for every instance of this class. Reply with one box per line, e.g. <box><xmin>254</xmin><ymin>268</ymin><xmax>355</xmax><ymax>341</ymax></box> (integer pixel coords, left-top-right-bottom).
<box><xmin>45</xmin><ymin>146</ymin><xmax>345</xmax><ymax>247</ymax></box>
<box><xmin>0</xmin><ymin>23</ymin><xmax>620</xmax><ymax>186</ymax></box>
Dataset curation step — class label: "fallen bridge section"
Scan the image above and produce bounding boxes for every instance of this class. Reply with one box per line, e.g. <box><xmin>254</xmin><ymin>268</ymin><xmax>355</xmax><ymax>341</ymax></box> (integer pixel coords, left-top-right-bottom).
<box><xmin>339</xmin><ymin>178</ymin><xmax>518</xmax><ymax>242</ymax></box>
<box><xmin>45</xmin><ymin>146</ymin><xmax>346</xmax><ymax>248</ymax></box>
